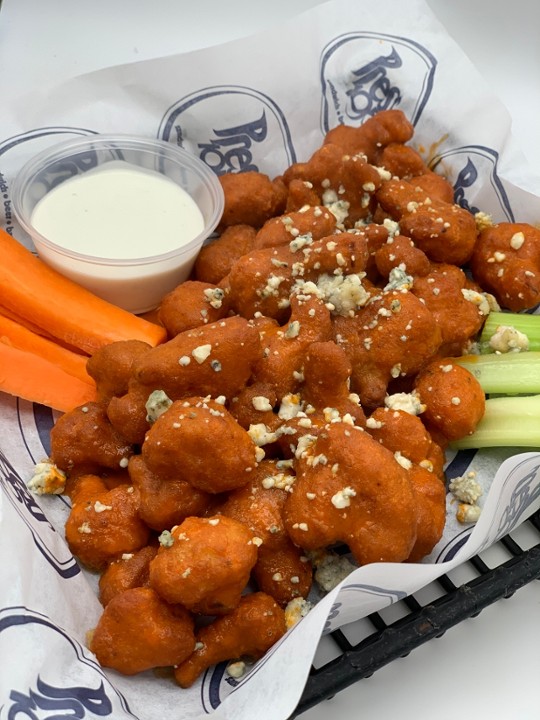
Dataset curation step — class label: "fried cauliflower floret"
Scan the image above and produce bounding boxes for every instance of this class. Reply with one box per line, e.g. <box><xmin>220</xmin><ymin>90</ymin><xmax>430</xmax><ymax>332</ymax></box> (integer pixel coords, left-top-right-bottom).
<box><xmin>195</xmin><ymin>224</ymin><xmax>257</xmax><ymax>285</ymax></box>
<box><xmin>300</xmin><ymin>341</ymin><xmax>366</xmax><ymax>426</ymax></box>
<box><xmin>283</xmin><ymin>423</ymin><xmax>417</xmax><ymax>564</ymax></box>
<box><xmin>218</xmin><ymin>461</ymin><xmax>313</xmax><ymax>606</ymax></box>
<box><xmin>282</xmin><ymin>143</ymin><xmax>382</xmax><ymax>225</ymax></box>
<box><xmin>412</xmin><ymin>263</ymin><xmax>488</xmax><ymax>355</ymax></box>
<box><xmin>377</xmin><ymin>178</ymin><xmax>477</xmax><ymax>265</ymax></box>
<box><xmin>98</xmin><ymin>544</ymin><xmax>158</xmax><ymax>607</ymax></box>
<box><xmin>142</xmin><ymin>397</ymin><xmax>258</xmax><ymax>493</ymax></box>
<box><xmin>365</xmin><ymin>408</ymin><xmax>446</xmax><ymax>560</ymax></box>
<box><xmin>228</xmin><ymin>382</ymin><xmax>280</xmax><ymax>430</ymax></box>
<box><xmin>414</xmin><ymin>359</ymin><xmax>485</xmax><ymax>441</ymax></box>
<box><xmin>324</xmin><ymin>110</ymin><xmax>414</xmax><ymax>163</ymax></box>
<box><xmin>50</xmin><ymin>402</ymin><xmax>133</xmax><ymax>474</ymax></box>
<box><xmin>470</xmin><ymin>222</ymin><xmax>540</xmax><ymax>311</ymax></box>
<box><xmin>90</xmin><ymin>587</ymin><xmax>194</xmax><ymax>675</ymax></box>
<box><xmin>219</xmin><ymin>171</ymin><xmax>287</xmax><ymax>229</ymax></box>
<box><xmin>285</xmin><ymin>178</ymin><xmax>322</xmax><ymax>212</ymax></box>
<box><xmin>412</xmin><ymin>172</ymin><xmax>455</xmax><ymax>204</ymax></box>
<box><xmin>334</xmin><ymin>289</ymin><xmax>442</xmax><ymax>409</ymax></box>
<box><xmin>250</xmin><ymin>294</ymin><xmax>333</xmax><ymax>399</ymax></box>
<box><xmin>378</xmin><ymin>143</ymin><xmax>428</xmax><ymax>178</ymax></box>
<box><xmin>128</xmin><ymin>455</ymin><xmax>211</xmax><ymax>531</ymax></box>
<box><xmin>374</xmin><ymin>235</ymin><xmax>431</xmax><ymax>278</ymax></box>
<box><xmin>64</xmin><ymin>475</ymin><xmax>150</xmax><ymax>571</ymax></box>
<box><xmin>253</xmin><ymin>205</ymin><xmax>336</xmax><ymax>250</ymax></box>
<box><xmin>174</xmin><ymin>592</ymin><xmax>286</xmax><ymax>688</ymax></box>
<box><xmin>157</xmin><ymin>281</ymin><xmax>230</xmax><ymax>336</ymax></box>
<box><xmin>149</xmin><ymin>516</ymin><xmax>257</xmax><ymax>614</ymax></box>
<box><xmin>86</xmin><ymin>340</ymin><xmax>152</xmax><ymax>404</ymax></box>
<box><xmin>132</xmin><ymin>315</ymin><xmax>262</xmax><ymax>400</ymax></box>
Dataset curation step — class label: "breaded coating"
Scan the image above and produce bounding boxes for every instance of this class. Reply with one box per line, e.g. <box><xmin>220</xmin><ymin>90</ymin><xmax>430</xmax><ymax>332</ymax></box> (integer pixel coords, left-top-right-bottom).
<box><xmin>374</xmin><ymin>235</ymin><xmax>431</xmax><ymax>278</ymax></box>
<box><xmin>377</xmin><ymin>178</ymin><xmax>477</xmax><ymax>265</ymax></box>
<box><xmin>414</xmin><ymin>359</ymin><xmax>485</xmax><ymax>441</ymax></box>
<box><xmin>406</xmin><ymin>465</ymin><xmax>446</xmax><ymax>562</ymax></box>
<box><xmin>174</xmin><ymin>592</ymin><xmax>286</xmax><ymax>688</ymax></box>
<box><xmin>142</xmin><ymin>397</ymin><xmax>257</xmax><ymax>493</ymax></box>
<box><xmin>149</xmin><ymin>516</ymin><xmax>257</xmax><ymax>614</ymax></box>
<box><xmin>412</xmin><ymin>172</ymin><xmax>455</xmax><ymax>204</ymax></box>
<box><xmin>282</xmin><ymin>143</ymin><xmax>382</xmax><ymax>225</ymax></box>
<box><xmin>90</xmin><ymin>587</ymin><xmax>194</xmax><ymax>675</ymax></box>
<box><xmin>107</xmin><ymin>386</ymin><xmax>151</xmax><ymax>446</ymax></box>
<box><xmin>285</xmin><ymin>178</ymin><xmax>322</xmax><ymax>212</ymax></box>
<box><xmin>99</xmin><ymin>544</ymin><xmax>158</xmax><ymax>607</ymax></box>
<box><xmin>228</xmin><ymin>382</ymin><xmax>279</xmax><ymax>430</ymax></box>
<box><xmin>133</xmin><ymin>315</ymin><xmax>262</xmax><ymax>400</ymax></box>
<box><xmin>87</xmin><ymin>340</ymin><xmax>152</xmax><ymax>404</ymax></box>
<box><xmin>300</xmin><ymin>341</ymin><xmax>366</xmax><ymax>426</ymax></box>
<box><xmin>284</xmin><ymin>423</ymin><xmax>417</xmax><ymax>564</ymax></box>
<box><xmin>378</xmin><ymin>143</ymin><xmax>427</xmax><ymax>178</ymax></box>
<box><xmin>367</xmin><ymin>407</ymin><xmax>440</xmax><ymax>471</ymax></box>
<box><xmin>64</xmin><ymin>476</ymin><xmax>150</xmax><ymax>570</ymax></box>
<box><xmin>218</xmin><ymin>460</ymin><xmax>312</xmax><ymax>605</ymax></box>
<box><xmin>50</xmin><ymin>402</ymin><xmax>133</xmax><ymax>474</ymax></box>
<box><xmin>195</xmin><ymin>224</ymin><xmax>257</xmax><ymax>285</ymax></box>
<box><xmin>324</xmin><ymin>110</ymin><xmax>414</xmax><ymax>163</ymax></box>
<box><xmin>250</xmin><ymin>294</ymin><xmax>333</xmax><ymax>398</ymax></box>
<box><xmin>412</xmin><ymin>263</ymin><xmax>486</xmax><ymax>354</ymax></box>
<box><xmin>219</xmin><ymin>171</ymin><xmax>287</xmax><ymax>228</ymax></box>
<box><xmin>129</xmin><ymin>455</ymin><xmax>211</xmax><ymax>531</ymax></box>
<box><xmin>157</xmin><ymin>281</ymin><xmax>230</xmax><ymax>337</ymax></box>
<box><xmin>470</xmin><ymin>222</ymin><xmax>540</xmax><ymax>311</ymax></box>
<box><xmin>335</xmin><ymin>289</ymin><xmax>442</xmax><ymax>408</ymax></box>
<box><xmin>253</xmin><ymin>206</ymin><xmax>336</xmax><ymax>250</ymax></box>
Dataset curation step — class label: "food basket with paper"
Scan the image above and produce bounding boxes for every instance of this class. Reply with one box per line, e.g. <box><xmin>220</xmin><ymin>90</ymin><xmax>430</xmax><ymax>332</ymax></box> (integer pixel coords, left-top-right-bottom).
<box><xmin>1</xmin><ymin>1</ymin><xmax>540</xmax><ymax>719</ymax></box>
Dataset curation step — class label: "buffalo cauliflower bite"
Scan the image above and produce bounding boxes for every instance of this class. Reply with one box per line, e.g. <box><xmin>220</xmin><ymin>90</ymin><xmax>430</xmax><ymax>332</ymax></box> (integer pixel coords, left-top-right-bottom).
<box><xmin>50</xmin><ymin>402</ymin><xmax>133</xmax><ymax>475</ymax></box>
<box><xmin>374</xmin><ymin>234</ymin><xmax>431</xmax><ymax>279</ymax></box>
<box><xmin>470</xmin><ymin>222</ymin><xmax>540</xmax><ymax>311</ymax></box>
<box><xmin>64</xmin><ymin>475</ymin><xmax>150</xmax><ymax>571</ymax></box>
<box><xmin>157</xmin><ymin>280</ymin><xmax>230</xmax><ymax>336</ymax></box>
<box><xmin>414</xmin><ymin>359</ymin><xmax>485</xmax><ymax>441</ymax></box>
<box><xmin>128</xmin><ymin>455</ymin><xmax>211</xmax><ymax>531</ymax></box>
<box><xmin>218</xmin><ymin>171</ymin><xmax>287</xmax><ymax>229</ymax></box>
<box><xmin>149</xmin><ymin>516</ymin><xmax>257</xmax><ymax>614</ymax></box>
<box><xmin>324</xmin><ymin>109</ymin><xmax>414</xmax><ymax>163</ymax></box>
<box><xmin>194</xmin><ymin>224</ymin><xmax>257</xmax><ymax>285</ymax></box>
<box><xmin>218</xmin><ymin>461</ymin><xmax>313</xmax><ymax>606</ymax></box>
<box><xmin>174</xmin><ymin>592</ymin><xmax>286</xmax><ymax>688</ymax></box>
<box><xmin>253</xmin><ymin>205</ymin><xmax>336</xmax><ymax>250</ymax></box>
<box><xmin>376</xmin><ymin>178</ymin><xmax>477</xmax><ymax>265</ymax></box>
<box><xmin>142</xmin><ymin>397</ymin><xmax>258</xmax><ymax>493</ymax></box>
<box><xmin>98</xmin><ymin>544</ymin><xmax>158</xmax><ymax>607</ymax></box>
<box><xmin>86</xmin><ymin>339</ymin><xmax>152</xmax><ymax>404</ymax></box>
<box><xmin>282</xmin><ymin>143</ymin><xmax>382</xmax><ymax>225</ymax></box>
<box><xmin>283</xmin><ymin>422</ymin><xmax>417</xmax><ymax>564</ymax></box>
<box><xmin>90</xmin><ymin>587</ymin><xmax>195</xmax><ymax>675</ymax></box>
<box><xmin>411</xmin><ymin>263</ymin><xmax>487</xmax><ymax>355</ymax></box>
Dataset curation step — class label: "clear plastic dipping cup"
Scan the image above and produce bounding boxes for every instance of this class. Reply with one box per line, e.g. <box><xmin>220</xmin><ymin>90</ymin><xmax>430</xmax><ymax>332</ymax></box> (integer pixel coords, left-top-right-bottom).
<box><xmin>11</xmin><ymin>134</ymin><xmax>224</xmax><ymax>314</ymax></box>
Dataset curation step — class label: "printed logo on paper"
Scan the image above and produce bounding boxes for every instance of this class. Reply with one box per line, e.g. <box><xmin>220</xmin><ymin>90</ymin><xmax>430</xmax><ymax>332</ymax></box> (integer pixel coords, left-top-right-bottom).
<box><xmin>0</xmin><ymin>447</ymin><xmax>79</xmax><ymax>578</ymax></box>
<box><xmin>430</xmin><ymin>145</ymin><xmax>515</xmax><ymax>222</ymax></box>
<box><xmin>0</xmin><ymin>607</ymin><xmax>136</xmax><ymax>720</ymax></box>
<box><xmin>320</xmin><ymin>32</ymin><xmax>436</xmax><ymax>132</ymax></box>
<box><xmin>158</xmin><ymin>85</ymin><xmax>296</xmax><ymax>175</ymax></box>
<box><xmin>497</xmin><ymin>461</ymin><xmax>540</xmax><ymax>538</ymax></box>
<box><xmin>0</xmin><ymin>127</ymin><xmax>97</xmax><ymax>249</ymax></box>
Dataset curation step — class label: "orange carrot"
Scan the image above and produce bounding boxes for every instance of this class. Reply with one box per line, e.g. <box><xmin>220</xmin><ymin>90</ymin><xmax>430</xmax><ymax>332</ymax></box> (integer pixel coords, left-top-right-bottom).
<box><xmin>0</xmin><ymin>229</ymin><xmax>167</xmax><ymax>354</ymax></box>
<box><xmin>0</xmin><ymin>312</ymin><xmax>93</xmax><ymax>385</ymax></box>
<box><xmin>0</xmin><ymin>342</ymin><xmax>96</xmax><ymax>412</ymax></box>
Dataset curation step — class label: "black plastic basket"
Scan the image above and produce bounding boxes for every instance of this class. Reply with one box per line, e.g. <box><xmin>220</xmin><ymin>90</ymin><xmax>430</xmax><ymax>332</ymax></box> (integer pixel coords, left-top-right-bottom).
<box><xmin>292</xmin><ymin>508</ymin><xmax>540</xmax><ymax>717</ymax></box>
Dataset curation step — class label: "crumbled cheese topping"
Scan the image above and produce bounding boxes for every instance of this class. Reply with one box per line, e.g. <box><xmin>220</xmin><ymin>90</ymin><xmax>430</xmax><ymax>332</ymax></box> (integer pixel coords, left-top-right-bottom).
<box><xmin>310</xmin><ymin>550</ymin><xmax>356</xmax><ymax>592</ymax></box>
<box><xmin>284</xmin><ymin>597</ymin><xmax>313</xmax><ymax>629</ymax></box>
<box><xmin>93</xmin><ymin>500</ymin><xmax>112</xmax><ymax>513</ymax></box>
<box><xmin>27</xmin><ymin>461</ymin><xmax>66</xmax><ymax>496</ymax></box>
<box><xmin>510</xmin><ymin>231</ymin><xmax>525</xmax><ymax>250</ymax></box>
<box><xmin>331</xmin><ymin>486</ymin><xmax>357</xmax><ymax>509</ymax></box>
<box><xmin>294</xmin><ymin>273</ymin><xmax>370</xmax><ymax>316</ymax></box>
<box><xmin>456</xmin><ymin>503</ymin><xmax>482</xmax><ymax>524</ymax></box>
<box><xmin>203</xmin><ymin>287</ymin><xmax>225</xmax><ymax>309</ymax></box>
<box><xmin>252</xmin><ymin>395</ymin><xmax>273</xmax><ymax>412</ymax></box>
<box><xmin>226</xmin><ymin>661</ymin><xmax>247</xmax><ymax>679</ymax></box>
<box><xmin>384</xmin><ymin>265</ymin><xmax>413</xmax><ymax>291</ymax></box>
<box><xmin>384</xmin><ymin>391</ymin><xmax>426</xmax><ymax>415</ymax></box>
<box><xmin>192</xmin><ymin>344</ymin><xmax>212</xmax><ymax>363</ymax></box>
<box><xmin>248</xmin><ymin>423</ymin><xmax>280</xmax><ymax>446</ymax></box>
<box><xmin>488</xmin><ymin>325</ymin><xmax>529</xmax><ymax>353</ymax></box>
<box><xmin>158</xmin><ymin>530</ymin><xmax>174</xmax><ymax>547</ymax></box>
<box><xmin>449</xmin><ymin>471</ymin><xmax>483</xmax><ymax>504</ymax></box>
<box><xmin>474</xmin><ymin>211</ymin><xmax>493</xmax><ymax>231</ymax></box>
<box><xmin>145</xmin><ymin>389</ymin><xmax>173</xmax><ymax>423</ymax></box>
<box><xmin>461</xmin><ymin>288</ymin><xmax>499</xmax><ymax>316</ymax></box>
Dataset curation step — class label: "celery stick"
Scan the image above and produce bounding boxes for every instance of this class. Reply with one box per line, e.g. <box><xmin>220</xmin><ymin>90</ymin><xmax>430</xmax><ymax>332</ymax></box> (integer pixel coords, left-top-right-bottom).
<box><xmin>450</xmin><ymin>394</ymin><xmax>540</xmax><ymax>449</ymax></box>
<box><xmin>480</xmin><ymin>311</ymin><xmax>540</xmax><ymax>352</ymax></box>
<box><xmin>455</xmin><ymin>352</ymin><xmax>540</xmax><ymax>395</ymax></box>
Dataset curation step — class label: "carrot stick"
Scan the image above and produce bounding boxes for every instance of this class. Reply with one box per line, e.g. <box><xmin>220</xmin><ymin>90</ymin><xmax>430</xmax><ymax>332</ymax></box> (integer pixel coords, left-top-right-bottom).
<box><xmin>0</xmin><ymin>229</ymin><xmax>167</xmax><ymax>354</ymax></box>
<box><xmin>0</xmin><ymin>342</ymin><xmax>96</xmax><ymax>413</ymax></box>
<box><xmin>0</xmin><ymin>312</ymin><xmax>93</xmax><ymax>385</ymax></box>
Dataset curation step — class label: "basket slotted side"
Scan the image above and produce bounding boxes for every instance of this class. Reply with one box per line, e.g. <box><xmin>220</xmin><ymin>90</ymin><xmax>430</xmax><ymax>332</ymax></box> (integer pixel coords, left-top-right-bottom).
<box><xmin>293</xmin><ymin>510</ymin><xmax>540</xmax><ymax>718</ymax></box>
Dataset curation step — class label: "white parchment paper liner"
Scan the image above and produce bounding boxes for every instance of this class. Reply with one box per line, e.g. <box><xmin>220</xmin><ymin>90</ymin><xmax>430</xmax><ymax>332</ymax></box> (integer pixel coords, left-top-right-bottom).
<box><xmin>1</xmin><ymin>1</ymin><xmax>540</xmax><ymax>718</ymax></box>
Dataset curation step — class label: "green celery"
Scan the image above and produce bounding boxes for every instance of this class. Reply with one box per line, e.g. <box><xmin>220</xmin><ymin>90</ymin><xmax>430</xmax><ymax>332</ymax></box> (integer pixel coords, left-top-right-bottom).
<box><xmin>455</xmin><ymin>352</ymin><xmax>540</xmax><ymax>395</ymax></box>
<box><xmin>480</xmin><ymin>311</ymin><xmax>540</xmax><ymax>352</ymax></box>
<box><xmin>450</xmin><ymin>394</ymin><xmax>540</xmax><ymax>449</ymax></box>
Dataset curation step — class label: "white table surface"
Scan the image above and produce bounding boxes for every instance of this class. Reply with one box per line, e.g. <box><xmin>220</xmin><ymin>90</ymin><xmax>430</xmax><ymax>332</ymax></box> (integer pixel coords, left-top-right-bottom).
<box><xmin>1</xmin><ymin>1</ymin><xmax>539</xmax><ymax>718</ymax></box>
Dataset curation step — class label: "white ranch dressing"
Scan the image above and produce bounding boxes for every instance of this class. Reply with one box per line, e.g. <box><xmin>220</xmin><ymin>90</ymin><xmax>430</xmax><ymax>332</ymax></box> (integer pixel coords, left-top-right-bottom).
<box><xmin>30</xmin><ymin>160</ymin><xmax>205</xmax><ymax>260</ymax></box>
